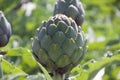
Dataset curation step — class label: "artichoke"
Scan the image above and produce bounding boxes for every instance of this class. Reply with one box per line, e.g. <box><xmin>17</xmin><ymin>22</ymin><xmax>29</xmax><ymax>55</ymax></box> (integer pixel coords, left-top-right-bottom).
<box><xmin>0</xmin><ymin>11</ymin><xmax>11</xmax><ymax>47</ymax></box>
<box><xmin>32</xmin><ymin>14</ymin><xmax>86</xmax><ymax>79</ymax></box>
<box><xmin>53</xmin><ymin>0</ymin><xmax>85</xmax><ymax>26</ymax></box>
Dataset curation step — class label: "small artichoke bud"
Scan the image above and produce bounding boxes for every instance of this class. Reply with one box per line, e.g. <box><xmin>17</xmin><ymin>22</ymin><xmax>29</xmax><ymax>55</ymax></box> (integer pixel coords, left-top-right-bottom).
<box><xmin>32</xmin><ymin>14</ymin><xmax>86</xmax><ymax>75</ymax></box>
<box><xmin>53</xmin><ymin>0</ymin><xmax>85</xmax><ymax>26</ymax></box>
<box><xmin>0</xmin><ymin>11</ymin><xmax>12</xmax><ymax>47</ymax></box>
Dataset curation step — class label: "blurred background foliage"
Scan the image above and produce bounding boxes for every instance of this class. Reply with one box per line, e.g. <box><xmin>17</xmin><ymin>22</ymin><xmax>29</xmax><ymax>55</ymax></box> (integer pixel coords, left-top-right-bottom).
<box><xmin>0</xmin><ymin>0</ymin><xmax>120</xmax><ymax>80</ymax></box>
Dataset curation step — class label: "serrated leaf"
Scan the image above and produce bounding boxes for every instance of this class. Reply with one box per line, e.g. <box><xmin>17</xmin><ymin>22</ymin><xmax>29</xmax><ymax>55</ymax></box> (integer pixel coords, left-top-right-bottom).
<box><xmin>76</xmin><ymin>54</ymin><xmax>120</xmax><ymax>80</ymax></box>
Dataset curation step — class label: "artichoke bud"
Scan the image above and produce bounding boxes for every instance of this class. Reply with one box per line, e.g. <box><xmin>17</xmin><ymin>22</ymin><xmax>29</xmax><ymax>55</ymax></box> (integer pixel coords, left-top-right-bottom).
<box><xmin>0</xmin><ymin>11</ymin><xmax>11</xmax><ymax>47</ymax></box>
<box><xmin>67</xmin><ymin>5</ymin><xmax>78</xmax><ymax>19</ymax></box>
<box><xmin>32</xmin><ymin>14</ymin><xmax>86</xmax><ymax>74</ymax></box>
<box><xmin>53</xmin><ymin>0</ymin><xmax>85</xmax><ymax>26</ymax></box>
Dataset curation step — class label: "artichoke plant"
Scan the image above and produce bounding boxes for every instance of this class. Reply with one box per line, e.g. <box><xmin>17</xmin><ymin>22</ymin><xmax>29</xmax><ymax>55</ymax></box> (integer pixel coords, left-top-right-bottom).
<box><xmin>0</xmin><ymin>11</ymin><xmax>11</xmax><ymax>47</ymax></box>
<box><xmin>32</xmin><ymin>14</ymin><xmax>86</xmax><ymax>80</ymax></box>
<box><xmin>53</xmin><ymin>0</ymin><xmax>85</xmax><ymax>26</ymax></box>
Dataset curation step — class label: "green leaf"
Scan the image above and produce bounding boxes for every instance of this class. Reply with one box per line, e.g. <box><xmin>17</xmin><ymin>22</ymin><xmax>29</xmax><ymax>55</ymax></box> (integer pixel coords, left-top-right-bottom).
<box><xmin>26</xmin><ymin>73</ymin><xmax>45</xmax><ymax>80</ymax></box>
<box><xmin>0</xmin><ymin>0</ymin><xmax>21</xmax><ymax>12</ymax></box>
<box><xmin>38</xmin><ymin>62</ymin><xmax>53</xmax><ymax>80</ymax></box>
<box><xmin>1</xmin><ymin>58</ymin><xmax>27</xmax><ymax>76</ymax></box>
<box><xmin>76</xmin><ymin>54</ymin><xmax>120</xmax><ymax>80</ymax></box>
<box><xmin>6</xmin><ymin>47</ymin><xmax>32</xmax><ymax>56</ymax></box>
<box><xmin>5</xmin><ymin>47</ymin><xmax>38</xmax><ymax>73</ymax></box>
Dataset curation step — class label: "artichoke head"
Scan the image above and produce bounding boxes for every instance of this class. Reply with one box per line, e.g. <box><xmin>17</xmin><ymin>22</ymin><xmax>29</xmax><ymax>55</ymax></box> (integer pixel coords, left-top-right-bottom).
<box><xmin>54</xmin><ymin>0</ymin><xmax>85</xmax><ymax>26</ymax></box>
<box><xmin>32</xmin><ymin>14</ymin><xmax>86</xmax><ymax>75</ymax></box>
<box><xmin>0</xmin><ymin>11</ymin><xmax>11</xmax><ymax>47</ymax></box>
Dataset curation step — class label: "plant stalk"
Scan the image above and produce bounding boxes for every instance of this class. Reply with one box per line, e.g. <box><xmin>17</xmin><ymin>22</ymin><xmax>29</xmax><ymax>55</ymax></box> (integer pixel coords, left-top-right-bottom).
<box><xmin>52</xmin><ymin>72</ymin><xmax>64</xmax><ymax>80</ymax></box>
<box><xmin>0</xmin><ymin>55</ymin><xmax>4</xmax><ymax>80</ymax></box>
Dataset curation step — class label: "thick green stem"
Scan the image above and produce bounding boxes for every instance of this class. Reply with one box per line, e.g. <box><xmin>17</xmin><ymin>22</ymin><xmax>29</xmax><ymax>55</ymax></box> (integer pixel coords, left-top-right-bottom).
<box><xmin>0</xmin><ymin>55</ymin><xmax>4</xmax><ymax>80</ymax></box>
<box><xmin>52</xmin><ymin>72</ymin><xmax>64</xmax><ymax>80</ymax></box>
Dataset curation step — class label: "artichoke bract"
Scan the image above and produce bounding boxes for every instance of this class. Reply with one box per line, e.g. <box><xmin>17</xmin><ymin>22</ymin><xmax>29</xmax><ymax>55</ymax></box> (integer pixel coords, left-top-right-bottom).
<box><xmin>0</xmin><ymin>11</ymin><xmax>11</xmax><ymax>47</ymax></box>
<box><xmin>53</xmin><ymin>0</ymin><xmax>85</xmax><ymax>26</ymax></box>
<box><xmin>32</xmin><ymin>14</ymin><xmax>86</xmax><ymax>76</ymax></box>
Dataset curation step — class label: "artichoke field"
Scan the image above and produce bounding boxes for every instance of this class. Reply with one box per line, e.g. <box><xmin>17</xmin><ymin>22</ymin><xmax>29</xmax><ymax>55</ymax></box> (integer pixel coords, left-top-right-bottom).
<box><xmin>0</xmin><ymin>0</ymin><xmax>120</xmax><ymax>80</ymax></box>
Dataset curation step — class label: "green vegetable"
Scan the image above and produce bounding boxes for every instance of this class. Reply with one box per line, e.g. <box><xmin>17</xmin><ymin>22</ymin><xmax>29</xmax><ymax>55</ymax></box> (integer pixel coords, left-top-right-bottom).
<box><xmin>32</xmin><ymin>14</ymin><xmax>86</xmax><ymax>80</ymax></box>
<box><xmin>0</xmin><ymin>11</ymin><xmax>11</xmax><ymax>47</ymax></box>
<box><xmin>53</xmin><ymin>0</ymin><xmax>85</xmax><ymax>26</ymax></box>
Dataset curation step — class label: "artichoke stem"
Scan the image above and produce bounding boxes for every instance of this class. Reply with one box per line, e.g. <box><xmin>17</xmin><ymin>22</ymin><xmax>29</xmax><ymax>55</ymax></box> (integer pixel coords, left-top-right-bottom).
<box><xmin>0</xmin><ymin>55</ymin><xmax>4</xmax><ymax>80</ymax></box>
<box><xmin>52</xmin><ymin>72</ymin><xmax>64</xmax><ymax>80</ymax></box>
